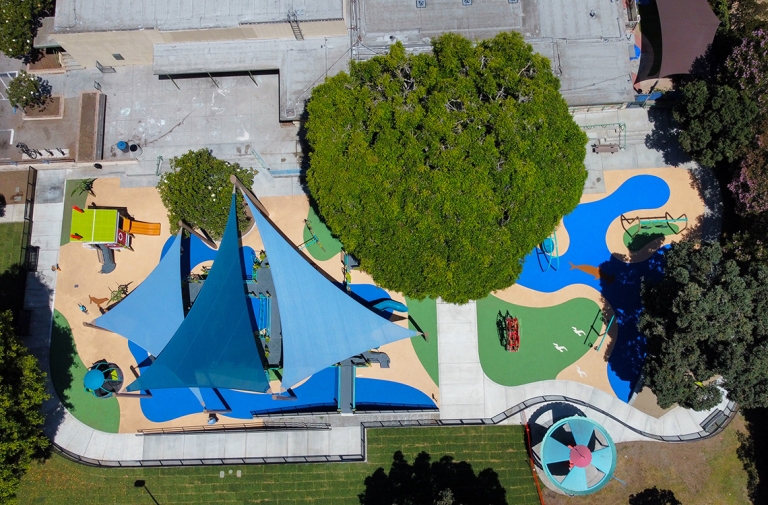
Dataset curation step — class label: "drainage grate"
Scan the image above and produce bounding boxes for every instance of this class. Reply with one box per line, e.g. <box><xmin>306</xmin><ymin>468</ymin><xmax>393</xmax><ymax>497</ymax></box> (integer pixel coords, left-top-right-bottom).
<box><xmin>416</xmin><ymin>0</ymin><xmax>426</xmax><ymax>7</ymax></box>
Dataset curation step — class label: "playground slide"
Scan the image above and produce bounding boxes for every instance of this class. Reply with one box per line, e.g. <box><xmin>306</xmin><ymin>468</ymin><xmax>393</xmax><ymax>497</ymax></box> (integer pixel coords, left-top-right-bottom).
<box><xmin>126</xmin><ymin>219</ymin><xmax>161</xmax><ymax>236</ymax></box>
<box><xmin>372</xmin><ymin>299</ymin><xmax>408</xmax><ymax>313</ymax></box>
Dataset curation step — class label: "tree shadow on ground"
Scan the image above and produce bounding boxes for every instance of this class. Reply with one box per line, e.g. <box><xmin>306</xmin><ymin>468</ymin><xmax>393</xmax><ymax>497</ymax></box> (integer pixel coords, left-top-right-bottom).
<box><xmin>48</xmin><ymin>311</ymin><xmax>79</xmax><ymax>412</ymax></box>
<box><xmin>0</xmin><ymin>264</ymin><xmax>27</xmax><ymax>319</ymax></box>
<box><xmin>644</xmin><ymin>105</ymin><xmax>692</xmax><ymax>166</ymax></box>
<box><xmin>359</xmin><ymin>451</ymin><xmax>507</xmax><ymax>505</ymax></box>
<box><xmin>738</xmin><ymin>408</ymin><xmax>768</xmax><ymax>504</ymax></box>
<box><xmin>629</xmin><ymin>486</ymin><xmax>682</xmax><ymax>505</ymax></box>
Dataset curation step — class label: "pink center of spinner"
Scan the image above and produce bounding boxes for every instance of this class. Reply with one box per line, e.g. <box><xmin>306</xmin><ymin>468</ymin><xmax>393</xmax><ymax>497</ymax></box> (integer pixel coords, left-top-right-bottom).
<box><xmin>569</xmin><ymin>445</ymin><xmax>592</xmax><ymax>468</ymax></box>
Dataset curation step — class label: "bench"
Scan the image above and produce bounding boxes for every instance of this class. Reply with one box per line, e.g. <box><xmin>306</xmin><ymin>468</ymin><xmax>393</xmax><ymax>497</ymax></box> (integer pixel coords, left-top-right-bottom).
<box><xmin>593</xmin><ymin>143</ymin><xmax>620</xmax><ymax>154</ymax></box>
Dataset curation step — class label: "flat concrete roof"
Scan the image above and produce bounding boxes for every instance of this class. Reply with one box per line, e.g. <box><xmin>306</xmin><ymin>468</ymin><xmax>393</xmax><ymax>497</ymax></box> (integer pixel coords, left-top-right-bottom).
<box><xmin>153</xmin><ymin>36</ymin><xmax>351</xmax><ymax>120</ymax></box>
<box><xmin>54</xmin><ymin>0</ymin><xmax>343</xmax><ymax>33</ymax></box>
<box><xmin>360</xmin><ymin>0</ymin><xmax>623</xmax><ymax>45</ymax></box>
<box><xmin>358</xmin><ymin>0</ymin><xmax>634</xmax><ymax>106</ymax></box>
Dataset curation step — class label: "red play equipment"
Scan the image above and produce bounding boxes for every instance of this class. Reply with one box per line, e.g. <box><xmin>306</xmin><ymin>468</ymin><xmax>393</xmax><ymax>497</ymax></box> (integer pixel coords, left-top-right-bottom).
<box><xmin>504</xmin><ymin>313</ymin><xmax>520</xmax><ymax>352</ymax></box>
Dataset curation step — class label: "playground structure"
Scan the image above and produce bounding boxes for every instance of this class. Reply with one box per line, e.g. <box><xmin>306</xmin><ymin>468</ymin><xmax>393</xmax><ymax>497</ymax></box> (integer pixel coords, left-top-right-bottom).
<box><xmin>539</xmin><ymin>416</ymin><xmax>617</xmax><ymax>495</ymax></box>
<box><xmin>620</xmin><ymin>212</ymin><xmax>687</xmax><ymax>238</ymax></box>
<box><xmin>537</xmin><ymin>234</ymin><xmax>560</xmax><ymax>272</ymax></box>
<box><xmin>83</xmin><ymin>360</ymin><xmax>124</xmax><ymax>398</ymax></box>
<box><xmin>298</xmin><ymin>219</ymin><xmax>323</xmax><ymax>251</ymax></box>
<box><xmin>497</xmin><ymin>310</ymin><xmax>520</xmax><ymax>352</ymax></box>
<box><xmin>342</xmin><ymin>250</ymin><xmax>359</xmax><ymax>292</ymax></box>
<box><xmin>121</xmin><ymin>217</ymin><xmax>161</xmax><ymax>236</ymax></box>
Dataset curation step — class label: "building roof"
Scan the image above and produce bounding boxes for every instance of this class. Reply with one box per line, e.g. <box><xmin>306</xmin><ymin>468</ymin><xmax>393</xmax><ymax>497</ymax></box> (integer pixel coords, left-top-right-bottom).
<box><xmin>54</xmin><ymin>0</ymin><xmax>343</xmax><ymax>33</ymax></box>
<box><xmin>92</xmin><ymin>231</ymin><xmax>185</xmax><ymax>357</ymax></box>
<box><xmin>127</xmin><ymin>195</ymin><xmax>270</xmax><ymax>393</ymax></box>
<box><xmin>656</xmin><ymin>0</ymin><xmax>720</xmax><ymax>77</ymax></box>
<box><xmin>246</xmin><ymin>197</ymin><xmax>418</xmax><ymax>389</ymax></box>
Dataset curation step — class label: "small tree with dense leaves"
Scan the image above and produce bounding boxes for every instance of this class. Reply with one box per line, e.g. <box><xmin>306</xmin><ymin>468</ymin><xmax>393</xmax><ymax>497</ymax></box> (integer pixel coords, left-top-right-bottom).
<box><xmin>640</xmin><ymin>241</ymin><xmax>768</xmax><ymax>410</ymax></box>
<box><xmin>6</xmin><ymin>71</ymin><xmax>49</xmax><ymax>111</ymax></box>
<box><xmin>0</xmin><ymin>310</ymin><xmax>49</xmax><ymax>504</ymax></box>
<box><xmin>0</xmin><ymin>0</ymin><xmax>52</xmax><ymax>59</ymax></box>
<box><xmin>306</xmin><ymin>32</ymin><xmax>587</xmax><ymax>303</ymax></box>
<box><xmin>157</xmin><ymin>149</ymin><xmax>255</xmax><ymax>240</ymax></box>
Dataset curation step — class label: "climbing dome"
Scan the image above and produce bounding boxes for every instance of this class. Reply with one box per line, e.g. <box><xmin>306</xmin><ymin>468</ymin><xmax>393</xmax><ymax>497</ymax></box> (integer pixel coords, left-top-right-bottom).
<box><xmin>540</xmin><ymin>416</ymin><xmax>616</xmax><ymax>495</ymax></box>
<box><xmin>84</xmin><ymin>360</ymin><xmax>124</xmax><ymax>398</ymax></box>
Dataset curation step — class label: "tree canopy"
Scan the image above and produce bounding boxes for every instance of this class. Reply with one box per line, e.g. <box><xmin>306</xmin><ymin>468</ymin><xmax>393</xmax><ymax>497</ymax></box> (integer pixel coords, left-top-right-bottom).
<box><xmin>157</xmin><ymin>149</ymin><xmax>255</xmax><ymax>240</ymax></box>
<box><xmin>639</xmin><ymin>241</ymin><xmax>768</xmax><ymax>410</ymax></box>
<box><xmin>306</xmin><ymin>32</ymin><xmax>587</xmax><ymax>303</ymax></box>
<box><xmin>0</xmin><ymin>310</ymin><xmax>49</xmax><ymax>503</ymax></box>
<box><xmin>0</xmin><ymin>0</ymin><xmax>52</xmax><ymax>59</ymax></box>
<box><xmin>7</xmin><ymin>71</ymin><xmax>50</xmax><ymax>111</ymax></box>
<box><xmin>674</xmin><ymin>80</ymin><xmax>758</xmax><ymax>169</ymax></box>
<box><xmin>358</xmin><ymin>451</ymin><xmax>506</xmax><ymax>505</ymax></box>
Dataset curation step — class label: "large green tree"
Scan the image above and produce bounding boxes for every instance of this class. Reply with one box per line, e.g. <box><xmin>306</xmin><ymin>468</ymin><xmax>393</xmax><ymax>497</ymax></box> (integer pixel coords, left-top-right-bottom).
<box><xmin>639</xmin><ymin>241</ymin><xmax>768</xmax><ymax>410</ymax></box>
<box><xmin>157</xmin><ymin>149</ymin><xmax>255</xmax><ymax>240</ymax></box>
<box><xmin>674</xmin><ymin>80</ymin><xmax>758</xmax><ymax>169</ymax></box>
<box><xmin>0</xmin><ymin>311</ymin><xmax>49</xmax><ymax>503</ymax></box>
<box><xmin>0</xmin><ymin>0</ymin><xmax>52</xmax><ymax>59</ymax></box>
<box><xmin>306</xmin><ymin>33</ymin><xmax>587</xmax><ymax>303</ymax></box>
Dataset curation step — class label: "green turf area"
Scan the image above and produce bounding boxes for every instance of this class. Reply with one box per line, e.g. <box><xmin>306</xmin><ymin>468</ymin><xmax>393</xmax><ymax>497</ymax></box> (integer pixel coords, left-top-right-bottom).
<box><xmin>61</xmin><ymin>180</ymin><xmax>91</xmax><ymax>246</ymax></box>
<box><xmin>477</xmin><ymin>295</ymin><xmax>601</xmax><ymax>386</ymax></box>
<box><xmin>49</xmin><ymin>310</ymin><xmax>120</xmax><ymax>433</ymax></box>
<box><xmin>18</xmin><ymin>426</ymin><xmax>539</xmax><ymax>504</ymax></box>
<box><xmin>0</xmin><ymin>222</ymin><xmax>24</xmax><ymax>271</ymax></box>
<box><xmin>69</xmin><ymin>209</ymin><xmax>118</xmax><ymax>243</ymax></box>
<box><xmin>406</xmin><ymin>296</ymin><xmax>439</xmax><ymax>386</ymax></box>
<box><xmin>0</xmin><ymin>222</ymin><xmax>27</xmax><ymax>315</ymax></box>
<box><xmin>623</xmin><ymin>222</ymin><xmax>679</xmax><ymax>252</ymax></box>
<box><xmin>304</xmin><ymin>206</ymin><xmax>343</xmax><ymax>261</ymax></box>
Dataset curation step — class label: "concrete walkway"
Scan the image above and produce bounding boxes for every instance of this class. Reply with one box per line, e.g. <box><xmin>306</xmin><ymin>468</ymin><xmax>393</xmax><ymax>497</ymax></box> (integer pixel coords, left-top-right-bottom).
<box><xmin>436</xmin><ymin>301</ymin><xmax>735</xmax><ymax>443</ymax></box>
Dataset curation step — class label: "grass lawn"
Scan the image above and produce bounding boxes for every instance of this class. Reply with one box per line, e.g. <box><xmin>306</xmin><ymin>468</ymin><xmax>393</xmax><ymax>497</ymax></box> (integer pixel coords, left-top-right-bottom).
<box><xmin>0</xmin><ymin>222</ymin><xmax>25</xmax><ymax>272</ymax></box>
<box><xmin>49</xmin><ymin>310</ymin><xmax>120</xmax><ymax>433</ymax></box>
<box><xmin>18</xmin><ymin>426</ymin><xmax>540</xmax><ymax>505</ymax></box>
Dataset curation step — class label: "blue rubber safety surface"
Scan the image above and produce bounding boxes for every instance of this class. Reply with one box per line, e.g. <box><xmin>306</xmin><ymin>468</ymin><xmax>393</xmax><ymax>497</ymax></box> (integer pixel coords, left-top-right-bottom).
<box><xmin>516</xmin><ymin>175</ymin><xmax>670</xmax><ymax>402</ymax></box>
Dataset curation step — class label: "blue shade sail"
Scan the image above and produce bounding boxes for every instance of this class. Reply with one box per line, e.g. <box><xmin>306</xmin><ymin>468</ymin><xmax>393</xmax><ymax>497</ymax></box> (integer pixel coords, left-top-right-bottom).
<box><xmin>246</xmin><ymin>198</ymin><xmax>418</xmax><ymax>389</ymax></box>
<box><xmin>93</xmin><ymin>231</ymin><xmax>184</xmax><ymax>357</ymax></box>
<box><xmin>127</xmin><ymin>195</ymin><xmax>270</xmax><ymax>393</ymax></box>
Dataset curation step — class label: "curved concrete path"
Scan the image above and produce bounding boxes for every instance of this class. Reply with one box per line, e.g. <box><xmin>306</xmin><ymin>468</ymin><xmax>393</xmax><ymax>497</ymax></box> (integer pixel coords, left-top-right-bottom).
<box><xmin>21</xmin><ymin>169</ymin><xmax>734</xmax><ymax>467</ymax></box>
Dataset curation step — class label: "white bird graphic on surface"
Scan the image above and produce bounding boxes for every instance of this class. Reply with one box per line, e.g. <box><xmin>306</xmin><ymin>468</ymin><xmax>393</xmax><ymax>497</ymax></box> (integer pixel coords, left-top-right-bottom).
<box><xmin>572</xmin><ymin>327</ymin><xmax>586</xmax><ymax>337</ymax></box>
<box><xmin>553</xmin><ymin>343</ymin><xmax>568</xmax><ymax>352</ymax></box>
<box><xmin>576</xmin><ymin>366</ymin><xmax>587</xmax><ymax>378</ymax></box>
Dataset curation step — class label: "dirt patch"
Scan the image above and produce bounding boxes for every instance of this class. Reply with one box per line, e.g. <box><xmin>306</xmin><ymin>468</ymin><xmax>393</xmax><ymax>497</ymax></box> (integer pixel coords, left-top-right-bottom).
<box><xmin>22</xmin><ymin>95</ymin><xmax>62</xmax><ymax>119</ymax></box>
<box><xmin>77</xmin><ymin>92</ymin><xmax>98</xmax><ymax>162</ymax></box>
<box><xmin>27</xmin><ymin>53</ymin><xmax>63</xmax><ymax>72</ymax></box>
<box><xmin>542</xmin><ymin>415</ymin><xmax>751</xmax><ymax>505</ymax></box>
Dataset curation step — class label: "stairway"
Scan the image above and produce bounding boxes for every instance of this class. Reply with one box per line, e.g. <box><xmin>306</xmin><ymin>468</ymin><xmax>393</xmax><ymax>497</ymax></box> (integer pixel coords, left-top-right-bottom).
<box><xmin>288</xmin><ymin>11</ymin><xmax>304</xmax><ymax>40</ymax></box>
<box><xmin>59</xmin><ymin>52</ymin><xmax>84</xmax><ymax>71</ymax></box>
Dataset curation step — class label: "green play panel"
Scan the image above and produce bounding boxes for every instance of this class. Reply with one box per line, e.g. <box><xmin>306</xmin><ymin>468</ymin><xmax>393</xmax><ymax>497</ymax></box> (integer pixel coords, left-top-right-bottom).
<box><xmin>49</xmin><ymin>310</ymin><xmax>120</xmax><ymax>433</ymax></box>
<box><xmin>406</xmin><ymin>297</ymin><xmax>439</xmax><ymax>386</ymax></box>
<box><xmin>477</xmin><ymin>295</ymin><xmax>602</xmax><ymax>387</ymax></box>
<box><xmin>70</xmin><ymin>208</ymin><xmax>119</xmax><ymax>243</ymax></box>
<box><xmin>623</xmin><ymin>222</ymin><xmax>679</xmax><ymax>252</ymax></box>
<box><xmin>60</xmin><ymin>179</ymin><xmax>90</xmax><ymax>246</ymax></box>
<box><xmin>303</xmin><ymin>206</ymin><xmax>343</xmax><ymax>261</ymax></box>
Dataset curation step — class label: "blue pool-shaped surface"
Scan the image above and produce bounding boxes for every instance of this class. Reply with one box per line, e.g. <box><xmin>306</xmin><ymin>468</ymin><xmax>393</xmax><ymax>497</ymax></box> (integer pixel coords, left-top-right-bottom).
<box><xmin>517</xmin><ymin>175</ymin><xmax>670</xmax><ymax>402</ymax></box>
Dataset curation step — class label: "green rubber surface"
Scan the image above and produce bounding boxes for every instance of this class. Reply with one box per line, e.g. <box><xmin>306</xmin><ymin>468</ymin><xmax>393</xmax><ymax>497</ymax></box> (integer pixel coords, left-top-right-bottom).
<box><xmin>477</xmin><ymin>295</ymin><xmax>601</xmax><ymax>386</ymax></box>
<box><xmin>623</xmin><ymin>222</ymin><xmax>679</xmax><ymax>252</ymax></box>
<box><xmin>406</xmin><ymin>297</ymin><xmax>439</xmax><ymax>386</ymax></box>
<box><xmin>304</xmin><ymin>206</ymin><xmax>343</xmax><ymax>261</ymax></box>
<box><xmin>50</xmin><ymin>310</ymin><xmax>120</xmax><ymax>433</ymax></box>
<box><xmin>60</xmin><ymin>180</ymin><xmax>90</xmax><ymax>246</ymax></box>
